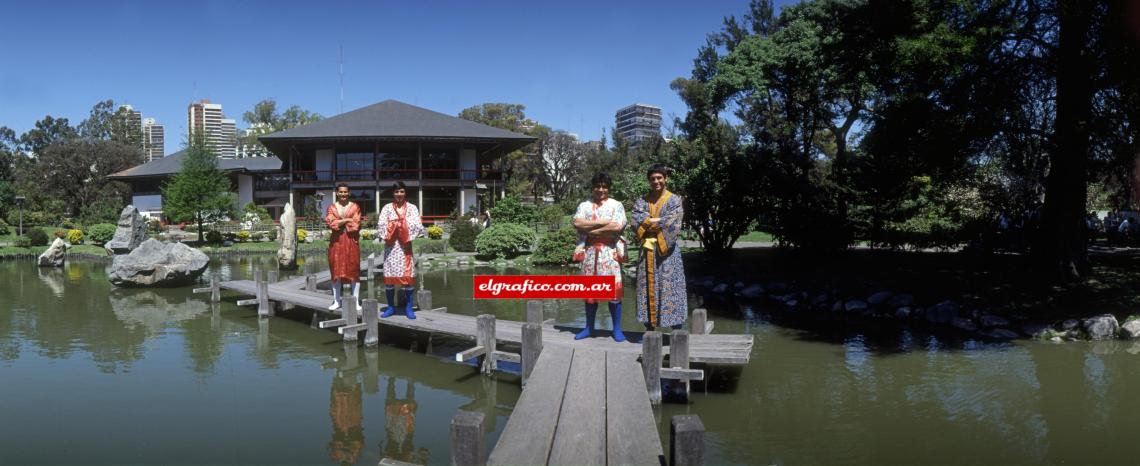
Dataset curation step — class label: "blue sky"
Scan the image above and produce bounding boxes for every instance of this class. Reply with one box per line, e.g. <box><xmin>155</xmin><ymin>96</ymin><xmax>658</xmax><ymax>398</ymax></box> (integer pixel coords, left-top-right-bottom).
<box><xmin>0</xmin><ymin>0</ymin><xmax>792</xmax><ymax>152</ymax></box>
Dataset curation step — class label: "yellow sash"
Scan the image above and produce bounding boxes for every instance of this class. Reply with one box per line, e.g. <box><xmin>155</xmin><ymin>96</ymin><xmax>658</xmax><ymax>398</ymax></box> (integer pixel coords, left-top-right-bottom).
<box><xmin>637</xmin><ymin>190</ymin><xmax>671</xmax><ymax>327</ymax></box>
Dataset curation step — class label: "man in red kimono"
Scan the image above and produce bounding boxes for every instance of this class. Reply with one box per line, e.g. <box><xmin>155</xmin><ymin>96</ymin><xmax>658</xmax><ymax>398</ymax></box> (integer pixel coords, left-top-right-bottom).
<box><xmin>326</xmin><ymin>184</ymin><xmax>362</xmax><ymax>311</ymax></box>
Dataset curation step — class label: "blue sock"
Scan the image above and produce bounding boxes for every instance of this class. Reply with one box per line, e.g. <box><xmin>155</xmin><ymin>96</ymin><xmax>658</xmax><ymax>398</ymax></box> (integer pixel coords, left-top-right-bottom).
<box><xmin>609</xmin><ymin>301</ymin><xmax>626</xmax><ymax>342</ymax></box>
<box><xmin>575</xmin><ymin>303</ymin><xmax>598</xmax><ymax>340</ymax></box>
<box><xmin>381</xmin><ymin>287</ymin><xmax>396</xmax><ymax>318</ymax></box>
<box><xmin>403</xmin><ymin>288</ymin><xmax>416</xmax><ymax>319</ymax></box>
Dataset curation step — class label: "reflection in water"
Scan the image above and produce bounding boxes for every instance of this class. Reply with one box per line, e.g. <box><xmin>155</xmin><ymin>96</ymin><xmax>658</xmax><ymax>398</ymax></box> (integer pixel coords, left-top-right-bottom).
<box><xmin>384</xmin><ymin>377</ymin><xmax>428</xmax><ymax>464</ymax></box>
<box><xmin>108</xmin><ymin>289</ymin><xmax>209</xmax><ymax>332</ymax></box>
<box><xmin>328</xmin><ymin>372</ymin><xmax>365</xmax><ymax>466</ymax></box>
<box><xmin>37</xmin><ymin>267</ymin><xmax>66</xmax><ymax>297</ymax></box>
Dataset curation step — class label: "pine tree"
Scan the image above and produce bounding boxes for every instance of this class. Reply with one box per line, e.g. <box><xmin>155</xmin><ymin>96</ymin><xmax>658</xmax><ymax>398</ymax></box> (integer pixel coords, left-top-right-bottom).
<box><xmin>163</xmin><ymin>133</ymin><xmax>235</xmax><ymax>242</ymax></box>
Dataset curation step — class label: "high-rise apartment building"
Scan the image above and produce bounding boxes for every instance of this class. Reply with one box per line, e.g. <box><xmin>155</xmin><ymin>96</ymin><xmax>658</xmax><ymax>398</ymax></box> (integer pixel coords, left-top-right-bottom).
<box><xmin>614</xmin><ymin>103</ymin><xmax>662</xmax><ymax>147</ymax></box>
<box><xmin>142</xmin><ymin>118</ymin><xmax>165</xmax><ymax>162</ymax></box>
<box><xmin>187</xmin><ymin>99</ymin><xmax>237</xmax><ymax>158</ymax></box>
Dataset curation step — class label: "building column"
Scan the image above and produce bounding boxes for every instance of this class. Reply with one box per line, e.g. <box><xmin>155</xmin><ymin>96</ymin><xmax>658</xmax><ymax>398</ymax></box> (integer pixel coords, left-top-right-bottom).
<box><xmin>417</xmin><ymin>142</ymin><xmax>424</xmax><ymax>211</ymax></box>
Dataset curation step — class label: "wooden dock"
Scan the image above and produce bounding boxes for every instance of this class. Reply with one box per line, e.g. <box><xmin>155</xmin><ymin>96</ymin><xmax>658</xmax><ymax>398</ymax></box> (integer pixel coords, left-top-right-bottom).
<box><xmin>203</xmin><ymin>263</ymin><xmax>738</xmax><ymax>465</ymax></box>
<box><xmin>486</xmin><ymin>346</ymin><xmax>663</xmax><ymax>465</ymax></box>
<box><xmin>215</xmin><ymin>276</ymin><xmax>753</xmax><ymax>365</ymax></box>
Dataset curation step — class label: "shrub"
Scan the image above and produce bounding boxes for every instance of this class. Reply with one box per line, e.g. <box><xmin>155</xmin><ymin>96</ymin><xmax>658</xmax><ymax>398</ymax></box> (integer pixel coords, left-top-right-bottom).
<box><xmin>235</xmin><ymin>230</ymin><xmax>251</xmax><ymax>242</ymax></box>
<box><xmin>532</xmin><ymin>226</ymin><xmax>578</xmax><ymax>265</ymax></box>
<box><xmin>419</xmin><ymin>240</ymin><xmax>448</xmax><ymax>254</ymax></box>
<box><xmin>87</xmin><ymin>223</ymin><xmax>117</xmax><ymax>244</ymax></box>
<box><xmin>58</xmin><ymin>218</ymin><xmax>78</xmax><ymax>229</ymax></box>
<box><xmin>0</xmin><ymin>219</ymin><xmax>9</xmax><ymax>236</ymax></box>
<box><xmin>206</xmin><ymin>230</ymin><xmax>224</xmax><ymax>244</ymax></box>
<box><xmin>26</xmin><ymin>228</ymin><xmax>49</xmax><ymax>246</ymax></box>
<box><xmin>540</xmin><ymin>205</ymin><xmax>566</xmax><ymax>228</ymax></box>
<box><xmin>67</xmin><ymin>229</ymin><xmax>84</xmax><ymax>245</ymax></box>
<box><xmin>449</xmin><ymin>217</ymin><xmax>479</xmax><ymax>252</ymax></box>
<box><xmin>361</xmin><ymin>229</ymin><xmax>374</xmax><ymax>241</ymax></box>
<box><xmin>267</xmin><ymin>228</ymin><xmax>278</xmax><ymax>242</ymax></box>
<box><xmin>242</xmin><ymin>202</ymin><xmax>270</xmax><ymax>222</ymax></box>
<box><xmin>15</xmin><ymin>236</ymin><xmax>31</xmax><ymax>248</ymax></box>
<box><xmin>427</xmin><ymin>225</ymin><xmax>444</xmax><ymax>240</ymax></box>
<box><xmin>490</xmin><ymin>196</ymin><xmax>540</xmax><ymax>225</ymax></box>
<box><xmin>147</xmin><ymin>218</ymin><xmax>163</xmax><ymax>234</ymax></box>
<box><xmin>6</xmin><ymin>210</ymin><xmax>54</xmax><ymax>229</ymax></box>
<box><xmin>475</xmin><ymin>222</ymin><xmax>536</xmax><ymax>259</ymax></box>
<box><xmin>297</xmin><ymin>228</ymin><xmax>309</xmax><ymax>243</ymax></box>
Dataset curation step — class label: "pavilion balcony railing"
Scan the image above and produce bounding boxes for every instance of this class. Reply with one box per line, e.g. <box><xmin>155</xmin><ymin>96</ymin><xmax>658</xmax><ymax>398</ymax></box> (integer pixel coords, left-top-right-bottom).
<box><xmin>289</xmin><ymin>169</ymin><xmax>503</xmax><ymax>184</ymax></box>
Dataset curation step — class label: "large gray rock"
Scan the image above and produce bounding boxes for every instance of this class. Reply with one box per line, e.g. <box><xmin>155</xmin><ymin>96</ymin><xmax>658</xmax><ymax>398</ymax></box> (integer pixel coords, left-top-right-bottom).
<box><xmin>105</xmin><ymin>205</ymin><xmax>148</xmax><ymax>255</ymax></box>
<box><xmin>1082</xmin><ymin>314</ymin><xmax>1120</xmax><ymax>341</ymax></box>
<box><xmin>108</xmin><ymin>239</ymin><xmax>210</xmax><ymax>287</ymax></box>
<box><xmin>952</xmin><ymin>317</ymin><xmax>978</xmax><ymax>332</ymax></box>
<box><xmin>926</xmin><ymin>300</ymin><xmax>959</xmax><ymax>324</ymax></box>
<box><xmin>276</xmin><ymin>202</ymin><xmax>298</xmax><ymax>270</ymax></box>
<box><xmin>740</xmin><ymin>284</ymin><xmax>764</xmax><ymax>299</ymax></box>
<box><xmin>844</xmin><ymin>300</ymin><xmax>869</xmax><ymax>313</ymax></box>
<box><xmin>887</xmin><ymin>294</ymin><xmax>915</xmax><ymax>308</ymax></box>
<box><xmin>979</xmin><ymin>328</ymin><xmax>1020</xmax><ymax>340</ymax></box>
<box><xmin>980</xmin><ymin>315</ymin><xmax>1010</xmax><ymax>328</ymax></box>
<box><xmin>37</xmin><ymin>238</ymin><xmax>68</xmax><ymax>267</ymax></box>
<box><xmin>867</xmin><ymin>291</ymin><xmax>894</xmax><ymax>306</ymax></box>
<box><xmin>1121</xmin><ymin>320</ymin><xmax>1140</xmax><ymax>340</ymax></box>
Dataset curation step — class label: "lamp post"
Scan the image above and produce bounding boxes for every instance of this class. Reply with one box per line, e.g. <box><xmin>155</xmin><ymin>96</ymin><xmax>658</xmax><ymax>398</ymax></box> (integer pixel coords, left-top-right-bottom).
<box><xmin>14</xmin><ymin>195</ymin><xmax>25</xmax><ymax>236</ymax></box>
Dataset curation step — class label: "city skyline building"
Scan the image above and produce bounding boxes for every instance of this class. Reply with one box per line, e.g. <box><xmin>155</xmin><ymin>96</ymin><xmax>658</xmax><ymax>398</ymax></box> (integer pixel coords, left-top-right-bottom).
<box><xmin>614</xmin><ymin>103</ymin><xmax>662</xmax><ymax>147</ymax></box>
<box><xmin>142</xmin><ymin>118</ymin><xmax>165</xmax><ymax>162</ymax></box>
<box><xmin>187</xmin><ymin>99</ymin><xmax>237</xmax><ymax>158</ymax></box>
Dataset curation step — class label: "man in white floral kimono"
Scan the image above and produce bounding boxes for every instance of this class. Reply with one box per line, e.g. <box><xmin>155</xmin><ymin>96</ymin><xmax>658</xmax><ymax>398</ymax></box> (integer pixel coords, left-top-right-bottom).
<box><xmin>572</xmin><ymin>172</ymin><xmax>628</xmax><ymax>342</ymax></box>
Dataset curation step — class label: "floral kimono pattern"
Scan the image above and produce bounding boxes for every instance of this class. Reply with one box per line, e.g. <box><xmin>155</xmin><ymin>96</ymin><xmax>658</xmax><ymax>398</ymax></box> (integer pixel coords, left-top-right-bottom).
<box><xmin>377</xmin><ymin>202</ymin><xmax>425</xmax><ymax>285</ymax></box>
<box><xmin>325</xmin><ymin>201</ymin><xmax>362</xmax><ymax>283</ymax></box>
<box><xmin>573</xmin><ymin>197</ymin><xmax>626</xmax><ymax>303</ymax></box>
<box><xmin>632</xmin><ymin>191</ymin><xmax>688</xmax><ymax>327</ymax></box>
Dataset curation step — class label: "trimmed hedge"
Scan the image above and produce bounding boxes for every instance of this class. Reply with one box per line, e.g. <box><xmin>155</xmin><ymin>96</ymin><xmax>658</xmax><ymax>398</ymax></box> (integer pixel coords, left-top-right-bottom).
<box><xmin>475</xmin><ymin>222</ymin><xmax>536</xmax><ymax>259</ymax></box>
<box><xmin>532</xmin><ymin>226</ymin><xmax>578</xmax><ymax>265</ymax></box>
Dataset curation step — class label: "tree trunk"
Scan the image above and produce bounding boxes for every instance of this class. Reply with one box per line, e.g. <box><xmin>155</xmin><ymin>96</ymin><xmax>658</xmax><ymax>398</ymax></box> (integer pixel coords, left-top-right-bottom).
<box><xmin>1039</xmin><ymin>0</ymin><xmax>1094</xmax><ymax>280</ymax></box>
<box><xmin>197</xmin><ymin>212</ymin><xmax>204</xmax><ymax>243</ymax></box>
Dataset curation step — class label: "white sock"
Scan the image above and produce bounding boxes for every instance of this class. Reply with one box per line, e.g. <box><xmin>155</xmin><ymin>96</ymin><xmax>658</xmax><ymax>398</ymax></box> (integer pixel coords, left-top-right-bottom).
<box><xmin>351</xmin><ymin>281</ymin><xmax>360</xmax><ymax>299</ymax></box>
<box><xmin>331</xmin><ymin>279</ymin><xmax>342</xmax><ymax>303</ymax></box>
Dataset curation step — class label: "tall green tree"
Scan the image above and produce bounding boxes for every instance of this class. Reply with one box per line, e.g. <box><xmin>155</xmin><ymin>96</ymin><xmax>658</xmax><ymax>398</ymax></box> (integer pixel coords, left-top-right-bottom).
<box><xmin>31</xmin><ymin>139</ymin><xmax>142</xmax><ymax>220</ymax></box>
<box><xmin>240</xmin><ymin>99</ymin><xmax>322</xmax><ymax>157</ymax></box>
<box><xmin>163</xmin><ymin>134</ymin><xmax>235</xmax><ymax>242</ymax></box>
<box><xmin>458</xmin><ymin>103</ymin><xmax>547</xmax><ymax>199</ymax></box>
<box><xmin>20</xmin><ymin>116</ymin><xmax>76</xmax><ymax>154</ymax></box>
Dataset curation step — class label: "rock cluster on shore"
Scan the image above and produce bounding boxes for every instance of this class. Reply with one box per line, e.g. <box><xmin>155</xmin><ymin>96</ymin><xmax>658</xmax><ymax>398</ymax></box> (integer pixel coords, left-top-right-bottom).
<box><xmin>691</xmin><ymin>275</ymin><xmax>1140</xmax><ymax>343</ymax></box>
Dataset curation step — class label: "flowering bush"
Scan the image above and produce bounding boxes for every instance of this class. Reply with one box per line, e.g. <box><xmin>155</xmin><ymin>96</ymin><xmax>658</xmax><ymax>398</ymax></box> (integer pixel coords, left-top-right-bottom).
<box><xmin>427</xmin><ymin>225</ymin><xmax>444</xmax><ymax>240</ymax></box>
<box><xmin>67</xmin><ymin>229</ymin><xmax>84</xmax><ymax>245</ymax></box>
<box><xmin>297</xmin><ymin>228</ymin><xmax>309</xmax><ymax>243</ymax></box>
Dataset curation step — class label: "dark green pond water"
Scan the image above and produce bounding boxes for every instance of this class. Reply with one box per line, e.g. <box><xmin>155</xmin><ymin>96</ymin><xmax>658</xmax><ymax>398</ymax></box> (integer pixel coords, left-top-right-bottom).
<box><xmin>1</xmin><ymin>257</ymin><xmax>1138</xmax><ymax>465</ymax></box>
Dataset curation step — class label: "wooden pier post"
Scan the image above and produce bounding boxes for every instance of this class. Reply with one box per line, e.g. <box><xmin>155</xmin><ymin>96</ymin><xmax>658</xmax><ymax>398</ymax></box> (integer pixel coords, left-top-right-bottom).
<box><xmin>521</xmin><ymin>323</ymin><xmax>542</xmax><ymax>387</ymax></box>
<box><xmin>367</xmin><ymin>257</ymin><xmax>375</xmax><ymax>281</ymax></box>
<box><xmin>305</xmin><ymin>274</ymin><xmax>316</xmax><ymax>292</ymax></box>
<box><xmin>210</xmin><ymin>274</ymin><xmax>220</xmax><ymax>303</ymax></box>
<box><xmin>672</xmin><ymin>330</ymin><xmax>691</xmax><ymax>402</ymax></box>
<box><xmin>362</xmin><ymin>298</ymin><xmax>379</xmax><ymax>347</ymax></box>
<box><xmin>267</xmin><ymin>269</ymin><xmax>278</xmax><ymax>283</ymax></box>
<box><xmin>642</xmin><ymin>331</ymin><xmax>663</xmax><ymax>405</ymax></box>
<box><xmin>342</xmin><ymin>300</ymin><xmax>358</xmax><ymax>342</ymax></box>
<box><xmin>450</xmin><ymin>410</ymin><xmax>486</xmax><ymax>466</ymax></box>
<box><xmin>670</xmin><ymin>414</ymin><xmax>705</xmax><ymax>466</ymax></box>
<box><xmin>691</xmin><ymin>309</ymin><xmax>707</xmax><ymax>335</ymax></box>
<box><xmin>477</xmin><ymin>314</ymin><xmax>496</xmax><ymax>375</ymax></box>
<box><xmin>257</xmin><ymin>272</ymin><xmax>272</xmax><ymax>317</ymax></box>
<box><xmin>417</xmin><ymin>290</ymin><xmax>432</xmax><ymax>311</ymax></box>
<box><xmin>526</xmin><ymin>300</ymin><xmax>543</xmax><ymax>324</ymax></box>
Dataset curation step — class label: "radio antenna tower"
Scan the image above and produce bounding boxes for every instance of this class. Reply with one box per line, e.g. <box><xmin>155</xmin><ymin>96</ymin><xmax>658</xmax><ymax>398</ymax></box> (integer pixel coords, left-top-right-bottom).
<box><xmin>339</xmin><ymin>46</ymin><xmax>344</xmax><ymax>114</ymax></box>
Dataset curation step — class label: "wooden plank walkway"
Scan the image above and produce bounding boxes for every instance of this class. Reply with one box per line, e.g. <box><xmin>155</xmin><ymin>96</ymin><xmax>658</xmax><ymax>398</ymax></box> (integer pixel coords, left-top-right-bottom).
<box><xmin>219</xmin><ymin>279</ymin><xmax>753</xmax><ymax>364</ymax></box>
<box><xmin>486</xmin><ymin>346</ymin><xmax>663</xmax><ymax>466</ymax></box>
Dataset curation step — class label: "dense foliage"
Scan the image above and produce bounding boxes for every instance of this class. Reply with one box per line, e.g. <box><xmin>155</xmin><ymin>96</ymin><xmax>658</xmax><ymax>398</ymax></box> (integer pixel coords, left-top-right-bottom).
<box><xmin>475</xmin><ymin>222</ymin><xmax>537</xmax><ymax>259</ymax></box>
<box><xmin>162</xmin><ymin>133</ymin><xmax>235</xmax><ymax>243</ymax></box>
<box><xmin>489</xmin><ymin>196</ymin><xmax>540</xmax><ymax>225</ymax></box>
<box><xmin>532</xmin><ymin>226</ymin><xmax>578</xmax><ymax>265</ymax></box>
<box><xmin>448</xmin><ymin>217</ymin><xmax>479</xmax><ymax>252</ymax></box>
<box><xmin>86</xmin><ymin>223</ymin><xmax>116</xmax><ymax>244</ymax></box>
<box><xmin>426</xmin><ymin>225</ymin><xmax>444</xmax><ymax>240</ymax></box>
<box><xmin>26</xmin><ymin>228</ymin><xmax>48</xmax><ymax>246</ymax></box>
